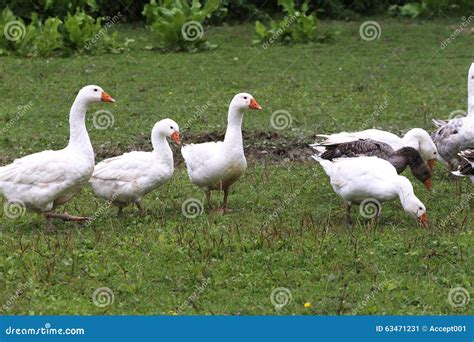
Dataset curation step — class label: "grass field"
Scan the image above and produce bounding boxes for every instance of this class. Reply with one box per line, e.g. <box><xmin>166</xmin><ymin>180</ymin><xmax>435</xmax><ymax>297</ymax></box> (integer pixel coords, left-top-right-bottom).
<box><xmin>0</xmin><ymin>19</ymin><xmax>473</xmax><ymax>315</ymax></box>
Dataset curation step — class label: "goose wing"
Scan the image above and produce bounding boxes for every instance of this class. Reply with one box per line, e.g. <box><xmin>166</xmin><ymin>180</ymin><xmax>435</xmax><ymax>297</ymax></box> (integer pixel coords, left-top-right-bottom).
<box><xmin>312</xmin><ymin>139</ymin><xmax>393</xmax><ymax>160</ymax></box>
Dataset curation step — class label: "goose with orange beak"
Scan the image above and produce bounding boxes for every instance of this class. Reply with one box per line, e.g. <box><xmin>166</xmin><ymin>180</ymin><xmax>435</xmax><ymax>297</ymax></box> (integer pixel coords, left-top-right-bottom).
<box><xmin>312</xmin><ymin>155</ymin><xmax>429</xmax><ymax>229</ymax></box>
<box><xmin>310</xmin><ymin>139</ymin><xmax>433</xmax><ymax>191</ymax></box>
<box><xmin>0</xmin><ymin>85</ymin><xmax>115</xmax><ymax>231</ymax></box>
<box><xmin>90</xmin><ymin>118</ymin><xmax>180</xmax><ymax>216</ymax></box>
<box><xmin>315</xmin><ymin>128</ymin><xmax>438</xmax><ymax>172</ymax></box>
<box><xmin>181</xmin><ymin>92</ymin><xmax>262</xmax><ymax>213</ymax></box>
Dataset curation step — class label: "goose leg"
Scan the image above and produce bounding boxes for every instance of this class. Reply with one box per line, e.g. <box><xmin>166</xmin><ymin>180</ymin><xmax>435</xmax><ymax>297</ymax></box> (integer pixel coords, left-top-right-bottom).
<box><xmin>117</xmin><ymin>207</ymin><xmax>123</xmax><ymax>217</ymax></box>
<box><xmin>45</xmin><ymin>212</ymin><xmax>90</xmax><ymax>222</ymax></box>
<box><xmin>44</xmin><ymin>216</ymin><xmax>55</xmax><ymax>233</ymax></box>
<box><xmin>135</xmin><ymin>201</ymin><xmax>145</xmax><ymax>215</ymax></box>
<box><xmin>345</xmin><ymin>203</ymin><xmax>352</xmax><ymax>229</ymax></box>
<box><xmin>205</xmin><ymin>190</ymin><xmax>214</xmax><ymax>210</ymax></box>
<box><xmin>220</xmin><ymin>188</ymin><xmax>233</xmax><ymax>214</ymax></box>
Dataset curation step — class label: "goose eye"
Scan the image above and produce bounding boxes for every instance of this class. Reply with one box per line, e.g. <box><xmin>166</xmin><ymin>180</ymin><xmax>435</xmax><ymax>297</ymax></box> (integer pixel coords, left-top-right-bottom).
<box><xmin>94</xmin><ymin>88</ymin><xmax>98</xmax><ymax>92</ymax></box>
<box><xmin>243</xmin><ymin>96</ymin><xmax>248</xmax><ymax>100</ymax></box>
<box><xmin>170</xmin><ymin>126</ymin><xmax>173</xmax><ymax>129</ymax></box>
<box><xmin>419</xmin><ymin>207</ymin><xmax>423</xmax><ymax>210</ymax></box>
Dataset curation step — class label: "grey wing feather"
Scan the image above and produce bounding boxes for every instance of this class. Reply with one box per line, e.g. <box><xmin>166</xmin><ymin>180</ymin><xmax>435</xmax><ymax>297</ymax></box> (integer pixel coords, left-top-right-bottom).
<box><xmin>457</xmin><ymin>149</ymin><xmax>474</xmax><ymax>176</ymax></box>
<box><xmin>317</xmin><ymin>139</ymin><xmax>393</xmax><ymax>160</ymax></box>
<box><xmin>431</xmin><ymin>120</ymin><xmax>462</xmax><ymax>164</ymax></box>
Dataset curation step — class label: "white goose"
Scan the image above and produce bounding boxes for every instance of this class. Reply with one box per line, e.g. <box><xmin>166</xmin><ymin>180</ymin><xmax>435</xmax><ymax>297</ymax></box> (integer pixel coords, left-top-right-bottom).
<box><xmin>312</xmin><ymin>155</ymin><xmax>428</xmax><ymax>228</ymax></box>
<box><xmin>181</xmin><ymin>93</ymin><xmax>262</xmax><ymax>212</ymax></box>
<box><xmin>314</xmin><ymin>128</ymin><xmax>438</xmax><ymax>170</ymax></box>
<box><xmin>0</xmin><ymin>85</ymin><xmax>115</xmax><ymax>230</ymax></box>
<box><xmin>89</xmin><ymin>119</ymin><xmax>180</xmax><ymax>216</ymax></box>
<box><xmin>431</xmin><ymin>63</ymin><xmax>474</xmax><ymax>171</ymax></box>
<box><xmin>310</xmin><ymin>139</ymin><xmax>433</xmax><ymax>190</ymax></box>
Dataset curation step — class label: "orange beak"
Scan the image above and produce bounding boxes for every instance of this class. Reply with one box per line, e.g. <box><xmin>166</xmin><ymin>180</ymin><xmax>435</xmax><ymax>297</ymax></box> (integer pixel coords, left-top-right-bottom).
<box><xmin>171</xmin><ymin>131</ymin><xmax>180</xmax><ymax>145</ymax></box>
<box><xmin>424</xmin><ymin>178</ymin><xmax>432</xmax><ymax>191</ymax></box>
<box><xmin>427</xmin><ymin>159</ymin><xmax>436</xmax><ymax>171</ymax></box>
<box><xmin>249</xmin><ymin>98</ymin><xmax>262</xmax><ymax>110</ymax></box>
<box><xmin>418</xmin><ymin>213</ymin><xmax>428</xmax><ymax>228</ymax></box>
<box><xmin>101</xmin><ymin>91</ymin><xmax>115</xmax><ymax>103</ymax></box>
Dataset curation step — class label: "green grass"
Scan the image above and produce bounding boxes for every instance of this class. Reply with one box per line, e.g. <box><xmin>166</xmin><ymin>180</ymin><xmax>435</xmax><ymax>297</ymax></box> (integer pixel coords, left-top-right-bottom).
<box><xmin>0</xmin><ymin>19</ymin><xmax>473</xmax><ymax>315</ymax></box>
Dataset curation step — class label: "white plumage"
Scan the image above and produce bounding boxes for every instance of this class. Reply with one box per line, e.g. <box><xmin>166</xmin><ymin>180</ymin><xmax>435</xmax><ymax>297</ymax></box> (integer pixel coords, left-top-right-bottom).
<box><xmin>89</xmin><ymin>119</ymin><xmax>180</xmax><ymax>215</ymax></box>
<box><xmin>181</xmin><ymin>92</ymin><xmax>262</xmax><ymax>212</ymax></box>
<box><xmin>0</xmin><ymin>150</ymin><xmax>93</xmax><ymax>212</ymax></box>
<box><xmin>0</xmin><ymin>85</ymin><xmax>115</xmax><ymax>230</ymax></box>
<box><xmin>312</xmin><ymin>155</ymin><xmax>428</xmax><ymax>227</ymax></box>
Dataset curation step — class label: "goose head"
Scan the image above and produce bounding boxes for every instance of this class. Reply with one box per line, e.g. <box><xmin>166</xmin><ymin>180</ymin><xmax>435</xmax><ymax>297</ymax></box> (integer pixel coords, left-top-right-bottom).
<box><xmin>413</xmin><ymin>163</ymin><xmax>432</xmax><ymax>191</ymax></box>
<box><xmin>78</xmin><ymin>85</ymin><xmax>115</xmax><ymax>104</ymax></box>
<box><xmin>403</xmin><ymin>196</ymin><xmax>428</xmax><ymax>228</ymax></box>
<box><xmin>153</xmin><ymin>118</ymin><xmax>180</xmax><ymax>145</ymax></box>
<box><xmin>402</xmin><ymin>128</ymin><xmax>437</xmax><ymax>170</ymax></box>
<box><xmin>396</xmin><ymin>147</ymin><xmax>432</xmax><ymax>190</ymax></box>
<box><xmin>230</xmin><ymin>93</ymin><xmax>262</xmax><ymax>112</ymax></box>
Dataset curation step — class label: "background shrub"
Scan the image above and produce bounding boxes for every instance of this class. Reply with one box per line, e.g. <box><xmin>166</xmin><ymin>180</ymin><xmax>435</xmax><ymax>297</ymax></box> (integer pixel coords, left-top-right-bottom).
<box><xmin>0</xmin><ymin>0</ymin><xmax>146</xmax><ymax>21</ymax></box>
<box><xmin>389</xmin><ymin>0</ymin><xmax>474</xmax><ymax>18</ymax></box>
<box><xmin>1</xmin><ymin>0</ymin><xmax>471</xmax><ymax>24</ymax></box>
<box><xmin>254</xmin><ymin>0</ymin><xmax>333</xmax><ymax>47</ymax></box>
<box><xmin>143</xmin><ymin>0</ymin><xmax>220</xmax><ymax>52</ymax></box>
<box><xmin>0</xmin><ymin>7</ymin><xmax>122</xmax><ymax>56</ymax></box>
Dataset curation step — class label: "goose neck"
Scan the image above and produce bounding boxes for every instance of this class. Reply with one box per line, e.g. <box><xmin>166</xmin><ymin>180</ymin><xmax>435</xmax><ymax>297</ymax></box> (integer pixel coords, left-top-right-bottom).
<box><xmin>224</xmin><ymin>105</ymin><xmax>244</xmax><ymax>147</ymax></box>
<box><xmin>66</xmin><ymin>97</ymin><xmax>94</xmax><ymax>161</ymax></box>
<box><xmin>388</xmin><ymin>154</ymin><xmax>407</xmax><ymax>173</ymax></box>
<box><xmin>395</xmin><ymin>176</ymin><xmax>415</xmax><ymax>208</ymax></box>
<box><xmin>391</xmin><ymin>147</ymin><xmax>422</xmax><ymax>172</ymax></box>
<box><xmin>152</xmin><ymin>133</ymin><xmax>173</xmax><ymax>164</ymax></box>
<box><xmin>468</xmin><ymin>64</ymin><xmax>474</xmax><ymax>115</ymax></box>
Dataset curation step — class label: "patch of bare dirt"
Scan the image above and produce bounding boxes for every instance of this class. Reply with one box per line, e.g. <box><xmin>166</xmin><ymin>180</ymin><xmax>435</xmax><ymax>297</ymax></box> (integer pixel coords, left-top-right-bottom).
<box><xmin>95</xmin><ymin>130</ymin><xmax>317</xmax><ymax>165</ymax></box>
